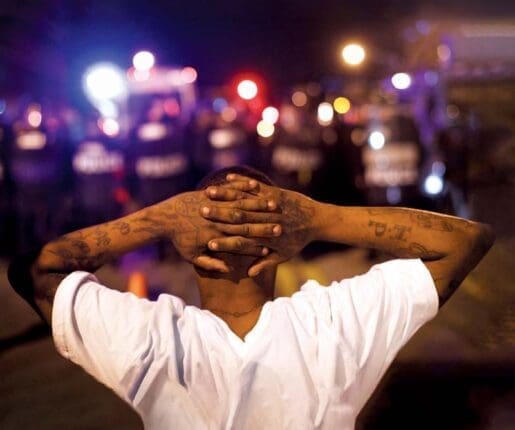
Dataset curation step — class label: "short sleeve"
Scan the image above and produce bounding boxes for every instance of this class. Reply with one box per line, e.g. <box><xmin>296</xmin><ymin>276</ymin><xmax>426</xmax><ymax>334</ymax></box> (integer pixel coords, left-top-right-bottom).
<box><xmin>51</xmin><ymin>271</ymin><xmax>185</xmax><ymax>402</ymax></box>
<box><xmin>300</xmin><ymin>259</ymin><xmax>438</xmax><ymax>405</ymax></box>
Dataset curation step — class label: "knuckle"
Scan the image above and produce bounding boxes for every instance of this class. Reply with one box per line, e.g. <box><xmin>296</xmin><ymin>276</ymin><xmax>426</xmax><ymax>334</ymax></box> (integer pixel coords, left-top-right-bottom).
<box><xmin>242</xmin><ymin>224</ymin><xmax>250</xmax><ymax>236</ymax></box>
<box><xmin>234</xmin><ymin>238</ymin><xmax>243</xmax><ymax>249</ymax></box>
<box><xmin>230</xmin><ymin>210</ymin><xmax>243</xmax><ymax>222</ymax></box>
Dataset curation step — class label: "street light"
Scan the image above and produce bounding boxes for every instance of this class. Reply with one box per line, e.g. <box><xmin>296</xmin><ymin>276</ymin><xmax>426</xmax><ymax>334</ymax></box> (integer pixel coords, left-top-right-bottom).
<box><xmin>341</xmin><ymin>43</ymin><xmax>366</xmax><ymax>66</ymax></box>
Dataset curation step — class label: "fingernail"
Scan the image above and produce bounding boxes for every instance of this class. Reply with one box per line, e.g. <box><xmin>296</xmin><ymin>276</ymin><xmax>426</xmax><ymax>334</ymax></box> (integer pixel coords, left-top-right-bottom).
<box><xmin>208</xmin><ymin>188</ymin><xmax>217</xmax><ymax>197</ymax></box>
<box><xmin>227</xmin><ymin>174</ymin><xmax>235</xmax><ymax>180</ymax></box>
<box><xmin>209</xmin><ymin>241</ymin><xmax>218</xmax><ymax>250</ymax></box>
<box><xmin>273</xmin><ymin>225</ymin><xmax>282</xmax><ymax>235</ymax></box>
<box><xmin>201</xmin><ymin>206</ymin><xmax>210</xmax><ymax>216</ymax></box>
<box><xmin>262</xmin><ymin>247</ymin><xmax>269</xmax><ymax>255</ymax></box>
<box><xmin>267</xmin><ymin>200</ymin><xmax>276</xmax><ymax>210</ymax></box>
<box><xmin>249</xmin><ymin>180</ymin><xmax>257</xmax><ymax>187</ymax></box>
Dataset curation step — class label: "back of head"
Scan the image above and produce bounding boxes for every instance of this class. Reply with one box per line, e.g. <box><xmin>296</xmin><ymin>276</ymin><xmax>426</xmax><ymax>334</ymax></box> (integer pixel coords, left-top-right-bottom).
<box><xmin>196</xmin><ymin>165</ymin><xmax>274</xmax><ymax>191</ymax></box>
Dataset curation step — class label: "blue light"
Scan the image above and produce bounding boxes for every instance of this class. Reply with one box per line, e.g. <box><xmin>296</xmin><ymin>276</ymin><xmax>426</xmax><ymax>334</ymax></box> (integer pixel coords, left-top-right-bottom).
<box><xmin>213</xmin><ymin>97</ymin><xmax>228</xmax><ymax>113</ymax></box>
<box><xmin>415</xmin><ymin>20</ymin><xmax>431</xmax><ymax>35</ymax></box>
<box><xmin>424</xmin><ymin>174</ymin><xmax>444</xmax><ymax>195</ymax></box>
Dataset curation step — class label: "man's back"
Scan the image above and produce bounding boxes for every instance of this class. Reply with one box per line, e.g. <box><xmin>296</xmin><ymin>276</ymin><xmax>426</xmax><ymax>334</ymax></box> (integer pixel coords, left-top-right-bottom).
<box><xmin>52</xmin><ymin>259</ymin><xmax>437</xmax><ymax>429</ymax></box>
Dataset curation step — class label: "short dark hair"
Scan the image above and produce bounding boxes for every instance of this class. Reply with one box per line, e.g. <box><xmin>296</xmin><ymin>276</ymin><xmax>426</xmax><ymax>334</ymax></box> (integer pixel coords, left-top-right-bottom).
<box><xmin>196</xmin><ymin>165</ymin><xmax>274</xmax><ymax>190</ymax></box>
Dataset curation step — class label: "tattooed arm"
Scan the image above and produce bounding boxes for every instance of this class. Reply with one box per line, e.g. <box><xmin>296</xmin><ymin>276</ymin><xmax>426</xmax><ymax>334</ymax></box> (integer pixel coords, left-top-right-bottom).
<box><xmin>202</xmin><ymin>174</ymin><xmax>495</xmax><ymax>306</ymax></box>
<box><xmin>8</xmin><ymin>189</ymin><xmax>279</xmax><ymax>324</ymax></box>
<box><xmin>313</xmin><ymin>205</ymin><xmax>494</xmax><ymax>305</ymax></box>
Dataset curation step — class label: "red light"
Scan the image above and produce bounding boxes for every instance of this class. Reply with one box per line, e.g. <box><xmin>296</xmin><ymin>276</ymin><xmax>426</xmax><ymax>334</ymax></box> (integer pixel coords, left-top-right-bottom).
<box><xmin>113</xmin><ymin>187</ymin><xmax>130</xmax><ymax>204</ymax></box>
<box><xmin>164</xmin><ymin>98</ymin><xmax>181</xmax><ymax>117</ymax></box>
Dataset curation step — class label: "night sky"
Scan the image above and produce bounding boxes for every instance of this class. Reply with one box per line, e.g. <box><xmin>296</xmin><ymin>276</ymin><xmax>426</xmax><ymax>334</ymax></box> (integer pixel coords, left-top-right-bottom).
<box><xmin>0</xmin><ymin>0</ymin><xmax>514</xmax><ymax>98</ymax></box>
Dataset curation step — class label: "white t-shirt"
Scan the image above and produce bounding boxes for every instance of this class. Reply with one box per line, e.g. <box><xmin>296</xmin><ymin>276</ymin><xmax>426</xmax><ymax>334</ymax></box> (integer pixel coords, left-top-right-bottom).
<box><xmin>52</xmin><ymin>259</ymin><xmax>438</xmax><ymax>430</ymax></box>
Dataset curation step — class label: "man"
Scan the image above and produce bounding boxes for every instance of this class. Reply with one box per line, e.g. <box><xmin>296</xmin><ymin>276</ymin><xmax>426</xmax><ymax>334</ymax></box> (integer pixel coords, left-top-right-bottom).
<box><xmin>9</xmin><ymin>165</ymin><xmax>494</xmax><ymax>429</ymax></box>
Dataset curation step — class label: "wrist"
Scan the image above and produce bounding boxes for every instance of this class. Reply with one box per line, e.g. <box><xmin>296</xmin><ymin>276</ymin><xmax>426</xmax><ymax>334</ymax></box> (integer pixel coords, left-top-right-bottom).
<box><xmin>310</xmin><ymin>200</ymin><xmax>333</xmax><ymax>242</ymax></box>
<box><xmin>312</xmin><ymin>201</ymin><xmax>345</xmax><ymax>242</ymax></box>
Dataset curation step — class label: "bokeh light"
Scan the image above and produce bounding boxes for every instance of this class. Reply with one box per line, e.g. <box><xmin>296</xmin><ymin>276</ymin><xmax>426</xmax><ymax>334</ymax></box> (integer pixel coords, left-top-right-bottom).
<box><xmin>368</xmin><ymin>130</ymin><xmax>385</xmax><ymax>150</ymax></box>
<box><xmin>83</xmin><ymin>63</ymin><xmax>127</xmax><ymax>101</ymax></box>
<box><xmin>291</xmin><ymin>91</ymin><xmax>307</xmax><ymax>107</ymax></box>
<box><xmin>424</xmin><ymin>174</ymin><xmax>444</xmax><ymax>195</ymax></box>
<box><xmin>317</xmin><ymin>102</ymin><xmax>334</xmax><ymax>125</ymax></box>
<box><xmin>213</xmin><ymin>98</ymin><xmax>228</xmax><ymax>113</ymax></box>
<box><xmin>333</xmin><ymin>97</ymin><xmax>351</xmax><ymax>114</ymax></box>
<box><xmin>437</xmin><ymin>44</ymin><xmax>452</xmax><ymax>62</ymax></box>
<box><xmin>221</xmin><ymin>106</ymin><xmax>237</xmax><ymax>122</ymax></box>
<box><xmin>132</xmin><ymin>51</ymin><xmax>155</xmax><ymax>71</ymax></box>
<box><xmin>27</xmin><ymin>108</ymin><xmax>42</xmax><ymax>128</ymax></box>
<box><xmin>237</xmin><ymin>79</ymin><xmax>258</xmax><ymax>100</ymax></box>
<box><xmin>262</xmin><ymin>106</ymin><xmax>279</xmax><ymax>124</ymax></box>
<box><xmin>100</xmin><ymin>118</ymin><xmax>120</xmax><ymax>137</ymax></box>
<box><xmin>181</xmin><ymin>67</ymin><xmax>198</xmax><ymax>84</ymax></box>
<box><xmin>256</xmin><ymin>120</ymin><xmax>275</xmax><ymax>138</ymax></box>
<box><xmin>391</xmin><ymin>73</ymin><xmax>412</xmax><ymax>90</ymax></box>
<box><xmin>341</xmin><ymin>43</ymin><xmax>366</xmax><ymax>66</ymax></box>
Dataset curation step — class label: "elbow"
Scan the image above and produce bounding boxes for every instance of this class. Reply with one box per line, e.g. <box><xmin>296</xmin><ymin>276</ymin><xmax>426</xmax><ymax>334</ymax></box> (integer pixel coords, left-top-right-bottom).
<box><xmin>477</xmin><ymin>223</ymin><xmax>495</xmax><ymax>253</ymax></box>
<box><xmin>8</xmin><ymin>253</ymin><xmax>38</xmax><ymax>300</ymax></box>
<box><xmin>468</xmin><ymin>222</ymin><xmax>495</xmax><ymax>259</ymax></box>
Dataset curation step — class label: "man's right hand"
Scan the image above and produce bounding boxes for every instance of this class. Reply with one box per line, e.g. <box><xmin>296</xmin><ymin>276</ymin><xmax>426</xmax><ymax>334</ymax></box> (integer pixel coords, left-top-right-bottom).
<box><xmin>200</xmin><ymin>174</ymin><xmax>322</xmax><ymax>276</ymax></box>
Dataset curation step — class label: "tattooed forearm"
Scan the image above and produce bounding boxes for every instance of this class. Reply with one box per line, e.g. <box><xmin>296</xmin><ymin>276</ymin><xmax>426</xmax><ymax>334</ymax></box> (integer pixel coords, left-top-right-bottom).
<box><xmin>39</xmin><ymin>201</ymin><xmax>176</xmax><ymax>274</ymax></box>
<box><xmin>93</xmin><ymin>228</ymin><xmax>111</xmax><ymax>247</ymax></box>
<box><xmin>409</xmin><ymin>212</ymin><xmax>455</xmax><ymax>232</ymax></box>
<box><xmin>397</xmin><ymin>242</ymin><xmax>444</xmax><ymax>261</ymax></box>
<box><xmin>368</xmin><ymin>220</ymin><xmax>411</xmax><ymax>241</ymax></box>
<box><xmin>112</xmin><ymin>221</ymin><xmax>131</xmax><ymax>235</ymax></box>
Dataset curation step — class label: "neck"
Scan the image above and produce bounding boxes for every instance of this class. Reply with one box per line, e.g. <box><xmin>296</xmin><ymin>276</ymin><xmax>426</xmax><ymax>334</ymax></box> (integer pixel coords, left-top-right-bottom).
<box><xmin>196</xmin><ymin>270</ymin><xmax>275</xmax><ymax>339</ymax></box>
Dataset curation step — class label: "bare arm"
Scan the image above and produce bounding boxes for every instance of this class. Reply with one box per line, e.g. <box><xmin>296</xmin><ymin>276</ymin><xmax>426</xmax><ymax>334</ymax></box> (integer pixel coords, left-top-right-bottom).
<box><xmin>201</xmin><ymin>174</ymin><xmax>495</xmax><ymax>306</ymax></box>
<box><xmin>8</xmin><ymin>189</ymin><xmax>278</xmax><ymax>324</ymax></box>
<box><xmin>313</xmin><ymin>204</ymin><xmax>495</xmax><ymax>305</ymax></box>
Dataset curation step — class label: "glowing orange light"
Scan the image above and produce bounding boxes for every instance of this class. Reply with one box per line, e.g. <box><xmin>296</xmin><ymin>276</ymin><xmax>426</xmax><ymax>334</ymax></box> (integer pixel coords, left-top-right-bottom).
<box><xmin>291</xmin><ymin>91</ymin><xmax>307</xmax><ymax>107</ymax></box>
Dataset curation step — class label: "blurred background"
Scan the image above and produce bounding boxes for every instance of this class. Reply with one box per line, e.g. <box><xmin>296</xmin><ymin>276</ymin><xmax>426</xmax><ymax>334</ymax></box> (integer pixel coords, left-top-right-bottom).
<box><xmin>0</xmin><ymin>0</ymin><xmax>514</xmax><ymax>428</ymax></box>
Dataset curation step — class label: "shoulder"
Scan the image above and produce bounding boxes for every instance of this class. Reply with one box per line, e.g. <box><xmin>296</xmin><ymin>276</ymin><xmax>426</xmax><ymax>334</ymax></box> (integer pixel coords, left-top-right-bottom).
<box><xmin>298</xmin><ymin>259</ymin><xmax>438</xmax><ymax>318</ymax></box>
